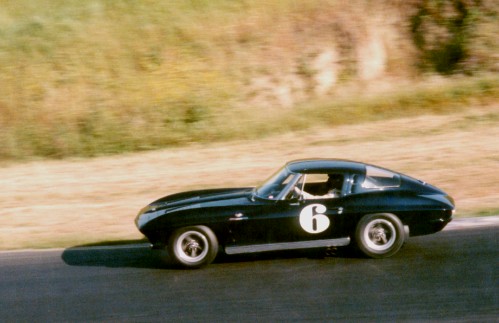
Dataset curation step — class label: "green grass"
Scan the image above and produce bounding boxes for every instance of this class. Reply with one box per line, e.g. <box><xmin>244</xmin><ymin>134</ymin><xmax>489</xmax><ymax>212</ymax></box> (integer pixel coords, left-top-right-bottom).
<box><xmin>0</xmin><ymin>0</ymin><xmax>497</xmax><ymax>160</ymax></box>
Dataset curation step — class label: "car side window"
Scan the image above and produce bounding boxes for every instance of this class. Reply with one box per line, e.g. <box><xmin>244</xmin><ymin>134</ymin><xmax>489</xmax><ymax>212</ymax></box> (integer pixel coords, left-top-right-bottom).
<box><xmin>297</xmin><ymin>173</ymin><xmax>344</xmax><ymax>199</ymax></box>
<box><xmin>348</xmin><ymin>167</ymin><xmax>401</xmax><ymax>194</ymax></box>
<box><xmin>362</xmin><ymin>166</ymin><xmax>401</xmax><ymax>189</ymax></box>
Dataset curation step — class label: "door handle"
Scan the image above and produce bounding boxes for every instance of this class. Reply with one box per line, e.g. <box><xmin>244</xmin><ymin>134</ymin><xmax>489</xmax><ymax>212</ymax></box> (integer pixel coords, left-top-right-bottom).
<box><xmin>330</xmin><ymin>207</ymin><xmax>343</xmax><ymax>214</ymax></box>
<box><xmin>229</xmin><ymin>212</ymin><xmax>248</xmax><ymax>221</ymax></box>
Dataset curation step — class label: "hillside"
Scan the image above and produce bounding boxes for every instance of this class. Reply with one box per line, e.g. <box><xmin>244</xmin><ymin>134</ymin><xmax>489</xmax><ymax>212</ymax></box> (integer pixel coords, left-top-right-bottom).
<box><xmin>0</xmin><ymin>0</ymin><xmax>498</xmax><ymax>159</ymax></box>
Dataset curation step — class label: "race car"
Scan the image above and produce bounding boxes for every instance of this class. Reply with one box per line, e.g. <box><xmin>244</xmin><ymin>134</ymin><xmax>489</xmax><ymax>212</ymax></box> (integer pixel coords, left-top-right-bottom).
<box><xmin>135</xmin><ymin>159</ymin><xmax>454</xmax><ymax>268</ymax></box>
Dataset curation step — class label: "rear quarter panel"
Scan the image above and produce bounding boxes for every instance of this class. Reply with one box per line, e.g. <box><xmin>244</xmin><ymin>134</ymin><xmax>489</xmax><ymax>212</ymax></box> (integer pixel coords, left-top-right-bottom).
<box><xmin>340</xmin><ymin>190</ymin><xmax>453</xmax><ymax>236</ymax></box>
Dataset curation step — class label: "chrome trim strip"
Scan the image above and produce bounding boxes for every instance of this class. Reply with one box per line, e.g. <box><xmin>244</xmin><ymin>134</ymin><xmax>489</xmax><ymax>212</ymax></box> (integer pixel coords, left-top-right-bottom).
<box><xmin>225</xmin><ymin>237</ymin><xmax>351</xmax><ymax>255</ymax></box>
<box><xmin>229</xmin><ymin>217</ymin><xmax>248</xmax><ymax>221</ymax></box>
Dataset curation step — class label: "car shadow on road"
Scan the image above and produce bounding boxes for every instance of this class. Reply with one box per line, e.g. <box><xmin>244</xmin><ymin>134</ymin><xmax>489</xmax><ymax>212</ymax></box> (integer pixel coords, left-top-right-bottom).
<box><xmin>61</xmin><ymin>241</ymin><xmax>359</xmax><ymax>270</ymax></box>
<box><xmin>61</xmin><ymin>240</ymin><xmax>173</xmax><ymax>269</ymax></box>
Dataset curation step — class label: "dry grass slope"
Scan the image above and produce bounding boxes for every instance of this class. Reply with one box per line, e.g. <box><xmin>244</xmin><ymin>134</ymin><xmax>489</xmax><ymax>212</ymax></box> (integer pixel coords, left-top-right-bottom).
<box><xmin>0</xmin><ymin>0</ymin><xmax>498</xmax><ymax>158</ymax></box>
<box><xmin>0</xmin><ymin>105</ymin><xmax>497</xmax><ymax>250</ymax></box>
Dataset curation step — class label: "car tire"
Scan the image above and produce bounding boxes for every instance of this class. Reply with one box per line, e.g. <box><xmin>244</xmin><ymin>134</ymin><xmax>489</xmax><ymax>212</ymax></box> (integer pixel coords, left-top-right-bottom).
<box><xmin>167</xmin><ymin>226</ymin><xmax>218</xmax><ymax>268</ymax></box>
<box><xmin>355</xmin><ymin>213</ymin><xmax>405</xmax><ymax>258</ymax></box>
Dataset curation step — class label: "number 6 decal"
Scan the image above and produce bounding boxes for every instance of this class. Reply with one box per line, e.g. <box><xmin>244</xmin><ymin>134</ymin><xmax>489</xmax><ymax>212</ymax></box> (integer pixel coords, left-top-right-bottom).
<box><xmin>299</xmin><ymin>204</ymin><xmax>330</xmax><ymax>234</ymax></box>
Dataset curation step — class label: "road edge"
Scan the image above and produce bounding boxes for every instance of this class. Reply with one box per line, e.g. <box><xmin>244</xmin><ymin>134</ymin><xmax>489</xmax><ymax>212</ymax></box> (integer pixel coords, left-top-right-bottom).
<box><xmin>1</xmin><ymin>216</ymin><xmax>497</xmax><ymax>254</ymax></box>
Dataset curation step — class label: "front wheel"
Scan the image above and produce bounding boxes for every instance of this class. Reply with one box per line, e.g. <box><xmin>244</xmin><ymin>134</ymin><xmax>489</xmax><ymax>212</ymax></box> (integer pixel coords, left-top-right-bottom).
<box><xmin>355</xmin><ymin>213</ymin><xmax>405</xmax><ymax>258</ymax></box>
<box><xmin>167</xmin><ymin>226</ymin><xmax>218</xmax><ymax>268</ymax></box>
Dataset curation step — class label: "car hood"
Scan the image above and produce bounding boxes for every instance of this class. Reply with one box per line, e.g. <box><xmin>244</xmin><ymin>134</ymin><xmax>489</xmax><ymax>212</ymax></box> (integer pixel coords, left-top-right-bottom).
<box><xmin>135</xmin><ymin>187</ymin><xmax>254</xmax><ymax>230</ymax></box>
<box><xmin>139</xmin><ymin>187</ymin><xmax>254</xmax><ymax>215</ymax></box>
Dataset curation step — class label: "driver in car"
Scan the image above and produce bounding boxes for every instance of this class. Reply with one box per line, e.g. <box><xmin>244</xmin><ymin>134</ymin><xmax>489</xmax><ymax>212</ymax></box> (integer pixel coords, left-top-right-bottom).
<box><xmin>294</xmin><ymin>174</ymin><xmax>343</xmax><ymax>199</ymax></box>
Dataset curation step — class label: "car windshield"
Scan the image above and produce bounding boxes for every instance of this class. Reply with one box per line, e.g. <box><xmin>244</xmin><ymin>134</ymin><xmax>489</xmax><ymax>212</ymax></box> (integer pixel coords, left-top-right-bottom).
<box><xmin>255</xmin><ymin>166</ymin><xmax>296</xmax><ymax>199</ymax></box>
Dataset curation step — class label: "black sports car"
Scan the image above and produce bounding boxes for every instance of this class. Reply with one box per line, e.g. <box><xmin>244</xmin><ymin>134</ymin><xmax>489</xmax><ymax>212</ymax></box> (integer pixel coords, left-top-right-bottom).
<box><xmin>135</xmin><ymin>159</ymin><xmax>454</xmax><ymax>268</ymax></box>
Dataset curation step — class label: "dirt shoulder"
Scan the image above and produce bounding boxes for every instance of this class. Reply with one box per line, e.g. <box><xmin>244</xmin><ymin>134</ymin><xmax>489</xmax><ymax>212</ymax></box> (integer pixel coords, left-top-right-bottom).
<box><xmin>1</xmin><ymin>106</ymin><xmax>497</xmax><ymax>250</ymax></box>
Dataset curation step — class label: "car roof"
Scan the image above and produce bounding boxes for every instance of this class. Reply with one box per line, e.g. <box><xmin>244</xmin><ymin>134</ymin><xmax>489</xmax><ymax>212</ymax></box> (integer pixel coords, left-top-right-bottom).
<box><xmin>286</xmin><ymin>159</ymin><xmax>366</xmax><ymax>174</ymax></box>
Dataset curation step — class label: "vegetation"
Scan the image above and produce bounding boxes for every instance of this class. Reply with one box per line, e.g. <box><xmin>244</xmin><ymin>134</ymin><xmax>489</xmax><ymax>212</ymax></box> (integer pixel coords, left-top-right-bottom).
<box><xmin>1</xmin><ymin>105</ymin><xmax>497</xmax><ymax>249</ymax></box>
<box><xmin>0</xmin><ymin>0</ymin><xmax>497</xmax><ymax>159</ymax></box>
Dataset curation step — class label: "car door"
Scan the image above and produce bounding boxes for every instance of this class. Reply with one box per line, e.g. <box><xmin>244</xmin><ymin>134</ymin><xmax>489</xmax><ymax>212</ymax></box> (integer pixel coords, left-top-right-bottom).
<box><xmin>287</xmin><ymin>172</ymin><xmax>350</xmax><ymax>240</ymax></box>
<box><xmin>226</xmin><ymin>173</ymin><xmax>349</xmax><ymax>252</ymax></box>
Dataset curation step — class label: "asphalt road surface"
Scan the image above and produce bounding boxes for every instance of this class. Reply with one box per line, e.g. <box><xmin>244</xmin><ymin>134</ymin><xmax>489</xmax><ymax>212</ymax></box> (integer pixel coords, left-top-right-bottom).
<box><xmin>1</xmin><ymin>218</ymin><xmax>497</xmax><ymax>322</ymax></box>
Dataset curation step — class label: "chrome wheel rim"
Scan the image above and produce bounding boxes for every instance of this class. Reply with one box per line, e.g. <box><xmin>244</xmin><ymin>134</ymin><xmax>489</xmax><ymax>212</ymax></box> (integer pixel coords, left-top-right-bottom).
<box><xmin>175</xmin><ymin>231</ymin><xmax>209</xmax><ymax>263</ymax></box>
<box><xmin>363</xmin><ymin>219</ymin><xmax>396</xmax><ymax>251</ymax></box>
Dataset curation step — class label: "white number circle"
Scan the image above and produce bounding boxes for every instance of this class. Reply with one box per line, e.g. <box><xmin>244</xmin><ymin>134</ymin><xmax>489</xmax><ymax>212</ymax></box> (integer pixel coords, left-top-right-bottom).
<box><xmin>299</xmin><ymin>204</ymin><xmax>330</xmax><ymax>234</ymax></box>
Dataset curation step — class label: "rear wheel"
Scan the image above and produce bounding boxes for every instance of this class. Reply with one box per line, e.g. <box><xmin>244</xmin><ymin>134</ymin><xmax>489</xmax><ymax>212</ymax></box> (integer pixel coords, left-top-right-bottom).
<box><xmin>167</xmin><ymin>226</ymin><xmax>218</xmax><ymax>268</ymax></box>
<box><xmin>355</xmin><ymin>213</ymin><xmax>405</xmax><ymax>258</ymax></box>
